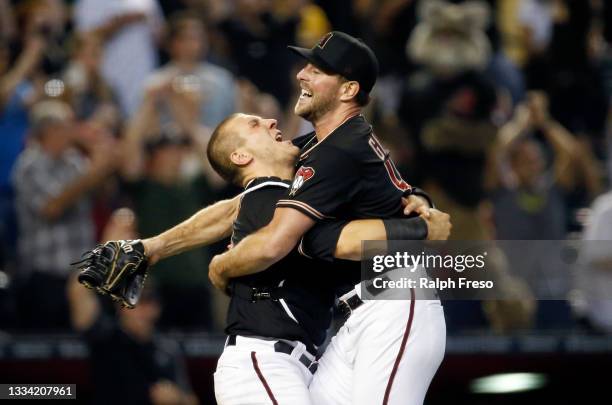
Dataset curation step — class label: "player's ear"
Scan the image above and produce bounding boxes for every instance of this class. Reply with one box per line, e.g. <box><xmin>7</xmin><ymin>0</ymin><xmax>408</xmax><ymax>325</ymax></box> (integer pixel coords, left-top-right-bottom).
<box><xmin>339</xmin><ymin>80</ymin><xmax>359</xmax><ymax>102</ymax></box>
<box><xmin>230</xmin><ymin>150</ymin><xmax>253</xmax><ymax>167</ymax></box>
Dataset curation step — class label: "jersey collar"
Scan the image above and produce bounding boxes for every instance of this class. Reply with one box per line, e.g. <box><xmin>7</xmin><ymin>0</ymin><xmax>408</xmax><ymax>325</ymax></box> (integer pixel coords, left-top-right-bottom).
<box><xmin>299</xmin><ymin>114</ymin><xmax>363</xmax><ymax>161</ymax></box>
<box><xmin>244</xmin><ymin>176</ymin><xmax>290</xmax><ymax>191</ymax></box>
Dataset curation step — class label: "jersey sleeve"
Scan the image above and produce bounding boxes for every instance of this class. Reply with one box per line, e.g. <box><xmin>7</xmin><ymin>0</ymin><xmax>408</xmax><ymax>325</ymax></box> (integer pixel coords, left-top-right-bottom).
<box><xmin>299</xmin><ymin>220</ymin><xmax>350</xmax><ymax>262</ymax></box>
<box><xmin>277</xmin><ymin>145</ymin><xmax>360</xmax><ymax>221</ymax></box>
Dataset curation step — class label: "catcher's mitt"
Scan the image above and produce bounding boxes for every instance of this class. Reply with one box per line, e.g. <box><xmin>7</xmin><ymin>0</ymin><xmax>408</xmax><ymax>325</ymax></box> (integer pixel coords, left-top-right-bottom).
<box><xmin>72</xmin><ymin>240</ymin><xmax>149</xmax><ymax>309</ymax></box>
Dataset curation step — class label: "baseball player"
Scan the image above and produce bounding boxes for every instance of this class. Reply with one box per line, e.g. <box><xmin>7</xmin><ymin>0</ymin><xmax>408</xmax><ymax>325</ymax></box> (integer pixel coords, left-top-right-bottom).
<box><xmin>208</xmin><ymin>32</ymin><xmax>448</xmax><ymax>404</ymax></box>
<box><xmin>76</xmin><ymin>112</ymin><xmax>445</xmax><ymax>405</ymax></box>
<box><xmin>206</xmin><ymin>114</ymin><xmax>441</xmax><ymax>405</ymax></box>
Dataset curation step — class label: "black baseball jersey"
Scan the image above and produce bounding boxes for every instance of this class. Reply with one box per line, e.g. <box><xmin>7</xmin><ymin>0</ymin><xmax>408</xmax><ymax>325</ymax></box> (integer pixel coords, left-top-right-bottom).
<box><xmin>283</xmin><ymin>114</ymin><xmax>412</xmax><ymax>294</ymax></box>
<box><xmin>225</xmin><ymin>177</ymin><xmax>336</xmax><ymax>351</ymax></box>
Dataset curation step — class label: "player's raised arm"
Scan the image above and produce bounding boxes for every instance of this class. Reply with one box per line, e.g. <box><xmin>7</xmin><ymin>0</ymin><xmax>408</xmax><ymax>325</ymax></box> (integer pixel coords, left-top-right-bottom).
<box><xmin>142</xmin><ymin>195</ymin><xmax>240</xmax><ymax>265</ymax></box>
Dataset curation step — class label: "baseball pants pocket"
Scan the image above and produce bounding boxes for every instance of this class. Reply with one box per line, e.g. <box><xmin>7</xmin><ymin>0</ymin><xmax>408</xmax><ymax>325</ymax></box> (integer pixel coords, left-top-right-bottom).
<box><xmin>215</xmin><ymin>343</ymin><xmax>314</xmax><ymax>405</ymax></box>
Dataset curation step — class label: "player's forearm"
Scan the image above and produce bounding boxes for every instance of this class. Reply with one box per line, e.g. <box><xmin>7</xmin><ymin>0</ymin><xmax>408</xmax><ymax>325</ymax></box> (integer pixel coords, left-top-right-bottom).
<box><xmin>143</xmin><ymin>197</ymin><xmax>239</xmax><ymax>264</ymax></box>
<box><xmin>213</xmin><ymin>227</ymin><xmax>292</xmax><ymax>278</ymax></box>
<box><xmin>335</xmin><ymin>217</ymin><xmax>428</xmax><ymax>261</ymax></box>
<box><xmin>335</xmin><ymin>219</ymin><xmax>386</xmax><ymax>261</ymax></box>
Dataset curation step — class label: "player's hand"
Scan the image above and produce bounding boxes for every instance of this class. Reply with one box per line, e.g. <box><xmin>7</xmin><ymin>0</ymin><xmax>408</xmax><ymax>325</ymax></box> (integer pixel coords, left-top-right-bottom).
<box><xmin>402</xmin><ymin>195</ymin><xmax>431</xmax><ymax>218</ymax></box>
<box><xmin>209</xmin><ymin>255</ymin><xmax>230</xmax><ymax>294</ymax></box>
<box><xmin>422</xmin><ymin>209</ymin><xmax>451</xmax><ymax>240</ymax></box>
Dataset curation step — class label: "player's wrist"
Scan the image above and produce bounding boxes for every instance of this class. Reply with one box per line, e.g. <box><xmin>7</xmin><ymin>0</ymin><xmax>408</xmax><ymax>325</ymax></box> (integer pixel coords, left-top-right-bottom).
<box><xmin>141</xmin><ymin>237</ymin><xmax>161</xmax><ymax>265</ymax></box>
<box><xmin>383</xmin><ymin>217</ymin><xmax>428</xmax><ymax>241</ymax></box>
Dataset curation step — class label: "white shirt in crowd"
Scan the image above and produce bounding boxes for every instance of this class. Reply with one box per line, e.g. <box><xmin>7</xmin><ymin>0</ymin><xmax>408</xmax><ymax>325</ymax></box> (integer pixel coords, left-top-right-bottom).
<box><xmin>74</xmin><ymin>0</ymin><xmax>164</xmax><ymax>116</ymax></box>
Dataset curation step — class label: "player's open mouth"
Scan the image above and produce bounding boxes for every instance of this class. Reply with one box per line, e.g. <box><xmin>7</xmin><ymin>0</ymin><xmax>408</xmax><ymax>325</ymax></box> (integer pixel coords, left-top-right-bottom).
<box><xmin>299</xmin><ymin>89</ymin><xmax>313</xmax><ymax>100</ymax></box>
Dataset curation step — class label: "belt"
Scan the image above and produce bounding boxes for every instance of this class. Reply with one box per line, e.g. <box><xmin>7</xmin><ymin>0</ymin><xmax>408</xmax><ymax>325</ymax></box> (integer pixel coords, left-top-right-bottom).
<box><xmin>337</xmin><ymin>288</ymin><xmax>364</xmax><ymax>320</ymax></box>
<box><xmin>337</xmin><ymin>274</ymin><xmax>403</xmax><ymax>319</ymax></box>
<box><xmin>226</xmin><ymin>335</ymin><xmax>318</xmax><ymax>374</ymax></box>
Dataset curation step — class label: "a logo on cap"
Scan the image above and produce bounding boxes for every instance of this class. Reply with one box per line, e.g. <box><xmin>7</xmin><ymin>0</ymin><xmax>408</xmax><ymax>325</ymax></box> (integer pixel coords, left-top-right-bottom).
<box><xmin>317</xmin><ymin>32</ymin><xmax>333</xmax><ymax>49</ymax></box>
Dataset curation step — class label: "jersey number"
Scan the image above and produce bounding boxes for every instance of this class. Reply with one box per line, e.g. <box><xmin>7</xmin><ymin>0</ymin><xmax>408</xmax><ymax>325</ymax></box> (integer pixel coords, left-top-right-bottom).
<box><xmin>368</xmin><ymin>134</ymin><xmax>411</xmax><ymax>192</ymax></box>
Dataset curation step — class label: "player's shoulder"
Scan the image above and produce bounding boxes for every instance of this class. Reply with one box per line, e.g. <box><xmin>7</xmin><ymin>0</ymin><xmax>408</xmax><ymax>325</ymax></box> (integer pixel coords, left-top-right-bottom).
<box><xmin>325</xmin><ymin>114</ymin><xmax>373</xmax><ymax>153</ymax></box>
<box><xmin>331</xmin><ymin>114</ymin><xmax>371</xmax><ymax>141</ymax></box>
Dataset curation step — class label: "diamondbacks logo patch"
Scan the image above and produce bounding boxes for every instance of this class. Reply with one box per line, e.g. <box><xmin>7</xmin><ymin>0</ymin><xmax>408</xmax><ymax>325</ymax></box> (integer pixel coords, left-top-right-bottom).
<box><xmin>317</xmin><ymin>32</ymin><xmax>333</xmax><ymax>49</ymax></box>
<box><xmin>289</xmin><ymin>166</ymin><xmax>315</xmax><ymax>196</ymax></box>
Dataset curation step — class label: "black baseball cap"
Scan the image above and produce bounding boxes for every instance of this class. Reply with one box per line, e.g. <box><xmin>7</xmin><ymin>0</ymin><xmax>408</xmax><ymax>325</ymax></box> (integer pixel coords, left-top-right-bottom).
<box><xmin>288</xmin><ymin>31</ymin><xmax>379</xmax><ymax>94</ymax></box>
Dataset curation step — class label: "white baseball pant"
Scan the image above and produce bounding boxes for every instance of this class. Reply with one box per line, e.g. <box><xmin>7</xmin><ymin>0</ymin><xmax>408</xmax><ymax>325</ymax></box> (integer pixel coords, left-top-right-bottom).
<box><xmin>214</xmin><ymin>335</ymin><xmax>316</xmax><ymax>405</ymax></box>
<box><xmin>309</xmin><ymin>292</ymin><xmax>446</xmax><ymax>405</ymax></box>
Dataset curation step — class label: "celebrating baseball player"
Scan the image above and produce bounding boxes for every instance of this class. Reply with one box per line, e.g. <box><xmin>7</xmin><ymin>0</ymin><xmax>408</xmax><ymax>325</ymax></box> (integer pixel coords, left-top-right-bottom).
<box><xmin>74</xmin><ymin>113</ymin><xmax>449</xmax><ymax>404</ymax></box>
<box><xmin>208</xmin><ymin>31</ymin><xmax>448</xmax><ymax>405</ymax></box>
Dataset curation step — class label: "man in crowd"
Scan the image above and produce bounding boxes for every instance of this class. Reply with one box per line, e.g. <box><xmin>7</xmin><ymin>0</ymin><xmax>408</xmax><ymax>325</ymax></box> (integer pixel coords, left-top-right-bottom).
<box><xmin>12</xmin><ymin>100</ymin><xmax>117</xmax><ymax>330</ymax></box>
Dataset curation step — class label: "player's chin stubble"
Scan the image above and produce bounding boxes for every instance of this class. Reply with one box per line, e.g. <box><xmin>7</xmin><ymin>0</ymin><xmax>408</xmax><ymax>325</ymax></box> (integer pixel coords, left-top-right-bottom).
<box><xmin>295</xmin><ymin>94</ymin><xmax>335</xmax><ymax>123</ymax></box>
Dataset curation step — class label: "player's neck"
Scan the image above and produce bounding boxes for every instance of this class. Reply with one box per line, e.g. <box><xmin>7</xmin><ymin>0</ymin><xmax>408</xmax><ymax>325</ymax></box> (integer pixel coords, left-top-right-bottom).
<box><xmin>241</xmin><ymin>164</ymin><xmax>294</xmax><ymax>187</ymax></box>
<box><xmin>313</xmin><ymin>104</ymin><xmax>361</xmax><ymax>141</ymax></box>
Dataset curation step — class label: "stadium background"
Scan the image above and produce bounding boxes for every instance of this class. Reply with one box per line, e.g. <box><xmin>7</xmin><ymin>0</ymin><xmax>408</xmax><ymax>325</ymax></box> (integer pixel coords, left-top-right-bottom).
<box><xmin>1</xmin><ymin>0</ymin><xmax>611</xmax><ymax>403</ymax></box>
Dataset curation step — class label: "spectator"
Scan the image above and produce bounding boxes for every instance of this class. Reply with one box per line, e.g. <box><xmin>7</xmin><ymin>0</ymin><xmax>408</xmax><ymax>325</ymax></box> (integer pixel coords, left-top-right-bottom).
<box><xmin>120</xmin><ymin>87</ymin><xmax>220</xmax><ymax>331</ymax></box>
<box><xmin>0</xmin><ymin>27</ymin><xmax>45</xmax><ymax>269</ymax></box>
<box><xmin>15</xmin><ymin>0</ymin><xmax>71</xmax><ymax>79</ymax></box>
<box><xmin>0</xmin><ymin>0</ymin><xmax>16</xmax><ymax>42</ymax></box>
<box><xmin>216</xmin><ymin>0</ymin><xmax>300</xmax><ymax>106</ymax></box>
<box><xmin>62</xmin><ymin>32</ymin><xmax>120</xmax><ymax>127</ymax></box>
<box><xmin>488</xmin><ymin>91</ymin><xmax>601</xmax><ymax>240</ymax></box>
<box><xmin>67</xmin><ymin>209</ymin><xmax>198</xmax><ymax>405</ymax></box>
<box><xmin>74</xmin><ymin>0</ymin><xmax>164</xmax><ymax>116</ymax></box>
<box><xmin>148</xmin><ymin>11</ymin><xmax>236</xmax><ymax>129</ymax></box>
<box><xmin>399</xmin><ymin>0</ymin><xmax>498</xmax><ymax>239</ymax></box>
<box><xmin>11</xmin><ymin>100</ymin><xmax>118</xmax><ymax>330</ymax></box>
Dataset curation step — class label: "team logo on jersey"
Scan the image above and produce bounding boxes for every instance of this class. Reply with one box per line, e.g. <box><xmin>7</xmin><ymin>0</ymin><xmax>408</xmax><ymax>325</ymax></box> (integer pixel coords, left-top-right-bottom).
<box><xmin>289</xmin><ymin>166</ymin><xmax>315</xmax><ymax>196</ymax></box>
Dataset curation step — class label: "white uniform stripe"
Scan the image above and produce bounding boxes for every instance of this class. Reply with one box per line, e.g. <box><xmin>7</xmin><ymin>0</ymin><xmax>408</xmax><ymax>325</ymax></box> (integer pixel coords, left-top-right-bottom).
<box><xmin>240</xmin><ymin>181</ymin><xmax>290</xmax><ymax>198</ymax></box>
<box><xmin>297</xmin><ymin>238</ymin><xmax>313</xmax><ymax>259</ymax></box>
<box><xmin>277</xmin><ymin>200</ymin><xmax>333</xmax><ymax>220</ymax></box>
<box><xmin>279</xmin><ymin>298</ymin><xmax>299</xmax><ymax>324</ymax></box>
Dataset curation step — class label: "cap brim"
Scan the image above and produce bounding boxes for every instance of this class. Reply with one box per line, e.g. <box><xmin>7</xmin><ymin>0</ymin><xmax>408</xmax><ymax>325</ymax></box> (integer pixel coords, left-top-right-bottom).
<box><xmin>287</xmin><ymin>45</ymin><xmax>337</xmax><ymax>75</ymax></box>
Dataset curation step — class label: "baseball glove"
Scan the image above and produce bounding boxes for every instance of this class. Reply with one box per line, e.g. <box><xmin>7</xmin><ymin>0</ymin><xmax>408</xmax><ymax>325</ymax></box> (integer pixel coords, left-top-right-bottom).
<box><xmin>72</xmin><ymin>240</ymin><xmax>149</xmax><ymax>309</ymax></box>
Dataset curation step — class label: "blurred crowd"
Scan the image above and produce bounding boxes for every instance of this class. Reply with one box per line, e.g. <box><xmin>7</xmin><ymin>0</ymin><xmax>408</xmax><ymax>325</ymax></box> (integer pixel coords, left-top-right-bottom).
<box><xmin>1</xmin><ymin>0</ymin><xmax>612</xmax><ymax>338</ymax></box>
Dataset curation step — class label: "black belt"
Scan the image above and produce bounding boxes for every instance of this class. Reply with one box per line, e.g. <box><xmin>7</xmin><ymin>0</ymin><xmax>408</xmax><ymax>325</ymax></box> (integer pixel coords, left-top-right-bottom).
<box><xmin>230</xmin><ymin>283</ymin><xmax>283</xmax><ymax>303</ymax></box>
<box><xmin>226</xmin><ymin>335</ymin><xmax>318</xmax><ymax>373</ymax></box>
<box><xmin>337</xmin><ymin>290</ymin><xmax>364</xmax><ymax>320</ymax></box>
<box><xmin>337</xmin><ymin>276</ymin><xmax>394</xmax><ymax>320</ymax></box>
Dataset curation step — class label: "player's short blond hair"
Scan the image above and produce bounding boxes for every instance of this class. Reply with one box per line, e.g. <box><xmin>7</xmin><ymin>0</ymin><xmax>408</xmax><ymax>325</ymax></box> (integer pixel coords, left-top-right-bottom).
<box><xmin>207</xmin><ymin>113</ymin><xmax>246</xmax><ymax>185</ymax></box>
